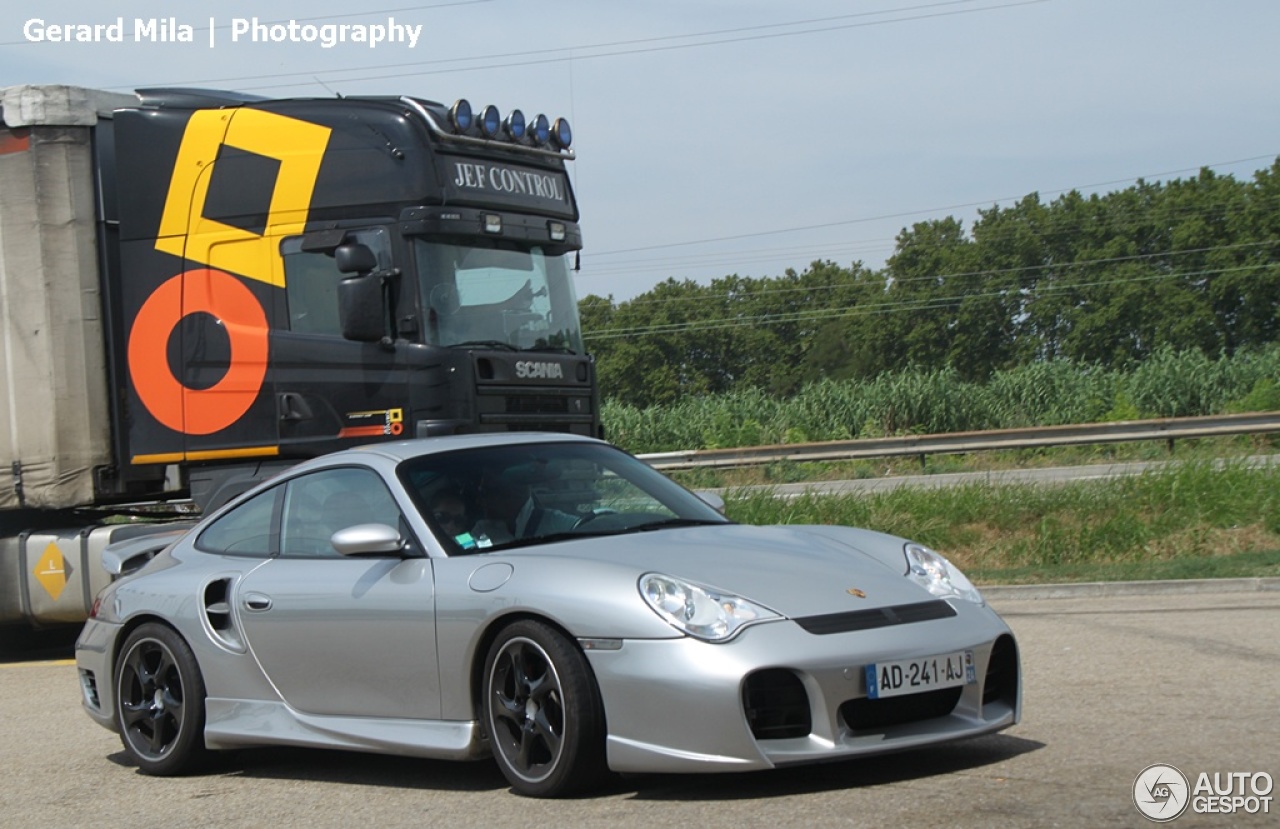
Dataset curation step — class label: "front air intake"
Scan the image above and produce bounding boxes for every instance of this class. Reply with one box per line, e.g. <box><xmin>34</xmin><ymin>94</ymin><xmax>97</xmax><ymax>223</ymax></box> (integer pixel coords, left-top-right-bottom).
<box><xmin>983</xmin><ymin>634</ymin><xmax>1019</xmax><ymax>708</ymax></box>
<box><xmin>743</xmin><ymin>669</ymin><xmax>811</xmax><ymax>740</ymax></box>
<box><xmin>841</xmin><ymin>687</ymin><xmax>962</xmax><ymax>735</ymax></box>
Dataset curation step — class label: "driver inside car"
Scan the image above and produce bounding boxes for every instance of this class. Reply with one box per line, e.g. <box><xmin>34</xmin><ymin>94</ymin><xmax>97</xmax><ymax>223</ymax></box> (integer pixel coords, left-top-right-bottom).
<box><xmin>471</xmin><ymin>467</ymin><xmax>577</xmax><ymax>546</ymax></box>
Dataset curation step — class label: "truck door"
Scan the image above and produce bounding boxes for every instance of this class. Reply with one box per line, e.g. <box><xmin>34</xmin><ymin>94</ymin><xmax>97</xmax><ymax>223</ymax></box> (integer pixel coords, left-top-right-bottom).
<box><xmin>272</xmin><ymin>228</ymin><xmax>409</xmax><ymax>452</ymax></box>
<box><xmin>123</xmin><ymin>104</ymin><xmax>335</xmax><ymax>464</ymax></box>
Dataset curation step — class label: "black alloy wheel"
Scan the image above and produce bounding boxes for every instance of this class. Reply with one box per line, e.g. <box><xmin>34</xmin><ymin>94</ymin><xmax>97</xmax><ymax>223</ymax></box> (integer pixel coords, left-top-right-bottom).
<box><xmin>115</xmin><ymin>623</ymin><xmax>209</xmax><ymax>775</ymax></box>
<box><xmin>483</xmin><ymin>620</ymin><xmax>607</xmax><ymax>797</ymax></box>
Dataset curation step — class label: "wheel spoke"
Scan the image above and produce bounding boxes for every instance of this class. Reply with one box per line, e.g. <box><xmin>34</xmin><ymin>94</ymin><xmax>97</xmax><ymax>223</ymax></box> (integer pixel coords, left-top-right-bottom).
<box><xmin>119</xmin><ymin>698</ymin><xmax>152</xmax><ymax>730</ymax></box>
<box><xmin>516</xmin><ymin>722</ymin><xmax>537</xmax><ymax>769</ymax></box>
<box><xmin>160</xmin><ymin>684</ymin><xmax>183</xmax><ymax>706</ymax></box>
<box><xmin>492</xmin><ymin>652</ymin><xmax>523</xmax><ymax>721</ymax></box>
<box><xmin>126</xmin><ymin>650</ymin><xmax>156</xmax><ymax>691</ymax></box>
<box><xmin>527</xmin><ymin>672</ymin><xmax>556</xmax><ymax>708</ymax></box>
<box><xmin>529</xmin><ymin>706</ymin><xmax>563</xmax><ymax>758</ymax></box>
<box><xmin>148</xmin><ymin>710</ymin><xmax>173</xmax><ymax>753</ymax></box>
<box><xmin>492</xmin><ymin>692</ymin><xmax>524</xmax><ymax>730</ymax></box>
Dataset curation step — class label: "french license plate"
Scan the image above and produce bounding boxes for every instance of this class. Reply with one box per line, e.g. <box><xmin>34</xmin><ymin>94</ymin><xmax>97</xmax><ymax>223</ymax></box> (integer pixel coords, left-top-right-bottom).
<box><xmin>864</xmin><ymin>650</ymin><xmax>976</xmax><ymax>700</ymax></box>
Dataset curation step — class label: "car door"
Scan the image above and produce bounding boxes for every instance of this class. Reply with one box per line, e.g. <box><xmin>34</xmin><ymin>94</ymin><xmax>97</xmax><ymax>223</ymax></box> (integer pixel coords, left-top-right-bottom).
<box><xmin>234</xmin><ymin>465</ymin><xmax>441</xmax><ymax>720</ymax></box>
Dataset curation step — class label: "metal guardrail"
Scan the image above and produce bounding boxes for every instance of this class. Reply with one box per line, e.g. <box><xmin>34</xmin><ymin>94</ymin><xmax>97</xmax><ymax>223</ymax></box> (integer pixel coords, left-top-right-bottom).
<box><xmin>637</xmin><ymin>412</ymin><xmax>1280</xmax><ymax>471</ymax></box>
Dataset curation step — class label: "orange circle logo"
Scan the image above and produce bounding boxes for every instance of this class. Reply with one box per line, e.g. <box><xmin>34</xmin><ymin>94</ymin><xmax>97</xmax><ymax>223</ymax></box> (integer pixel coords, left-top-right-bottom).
<box><xmin>127</xmin><ymin>269</ymin><xmax>269</xmax><ymax>435</ymax></box>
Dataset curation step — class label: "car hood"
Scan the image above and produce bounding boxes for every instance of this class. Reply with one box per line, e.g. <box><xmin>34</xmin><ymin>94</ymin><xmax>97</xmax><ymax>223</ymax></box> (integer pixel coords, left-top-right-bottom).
<box><xmin>541</xmin><ymin>523</ymin><xmax>933</xmax><ymax>618</ymax></box>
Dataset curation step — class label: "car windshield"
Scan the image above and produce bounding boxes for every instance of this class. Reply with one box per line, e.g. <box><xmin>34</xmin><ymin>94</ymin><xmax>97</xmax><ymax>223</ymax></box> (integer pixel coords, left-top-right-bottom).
<box><xmin>397</xmin><ymin>442</ymin><xmax>729</xmax><ymax>554</ymax></box>
<box><xmin>415</xmin><ymin>237</ymin><xmax>584</xmax><ymax>353</ymax></box>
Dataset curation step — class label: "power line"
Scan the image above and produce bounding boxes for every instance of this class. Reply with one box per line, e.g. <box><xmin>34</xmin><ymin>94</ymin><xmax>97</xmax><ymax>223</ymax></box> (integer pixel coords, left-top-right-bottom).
<box><xmin>584</xmin><ymin>260</ymin><xmax>1278</xmax><ymax>340</ymax></box>
<box><xmin>101</xmin><ymin>0</ymin><xmax>989</xmax><ymax>88</ymax></box>
<box><xmin>583</xmin><ymin>189</ymin><xmax>1280</xmax><ymax>282</ymax></box>
<box><xmin>576</xmin><ymin>159</ymin><xmax>1280</xmax><ymax>308</ymax></box>
<box><xmin>588</xmin><ymin>240</ymin><xmax>1280</xmax><ymax>311</ymax></box>
<box><xmin>588</xmin><ymin>154</ymin><xmax>1280</xmax><ymax>259</ymax></box>
<box><xmin>151</xmin><ymin>0</ymin><xmax>1050</xmax><ymax>92</ymax></box>
<box><xmin>582</xmin><ymin>180</ymin><xmax>1280</xmax><ymax>309</ymax></box>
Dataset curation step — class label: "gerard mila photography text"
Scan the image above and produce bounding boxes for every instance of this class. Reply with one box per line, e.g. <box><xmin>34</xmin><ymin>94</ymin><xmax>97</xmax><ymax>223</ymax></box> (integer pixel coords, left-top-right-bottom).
<box><xmin>22</xmin><ymin>17</ymin><xmax>423</xmax><ymax>49</ymax></box>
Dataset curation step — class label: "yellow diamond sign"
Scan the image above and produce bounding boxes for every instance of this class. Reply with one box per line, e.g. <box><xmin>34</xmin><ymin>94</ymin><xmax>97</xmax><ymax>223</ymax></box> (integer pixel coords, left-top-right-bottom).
<box><xmin>34</xmin><ymin>543</ymin><xmax>68</xmax><ymax>601</ymax></box>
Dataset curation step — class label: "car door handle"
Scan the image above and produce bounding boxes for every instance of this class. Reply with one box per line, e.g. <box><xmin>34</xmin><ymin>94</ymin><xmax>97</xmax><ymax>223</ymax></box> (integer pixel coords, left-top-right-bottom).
<box><xmin>243</xmin><ymin>592</ymin><xmax>273</xmax><ymax>612</ymax></box>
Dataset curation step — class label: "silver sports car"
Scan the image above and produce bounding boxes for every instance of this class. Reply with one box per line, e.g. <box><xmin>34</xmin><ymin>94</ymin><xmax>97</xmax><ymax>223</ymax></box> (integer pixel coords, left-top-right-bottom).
<box><xmin>76</xmin><ymin>433</ymin><xmax>1021</xmax><ymax>797</ymax></box>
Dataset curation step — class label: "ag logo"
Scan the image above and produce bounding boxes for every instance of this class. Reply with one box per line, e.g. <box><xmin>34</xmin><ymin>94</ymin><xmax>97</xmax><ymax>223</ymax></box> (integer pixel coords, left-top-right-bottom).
<box><xmin>1134</xmin><ymin>763</ymin><xmax>1190</xmax><ymax>822</ymax></box>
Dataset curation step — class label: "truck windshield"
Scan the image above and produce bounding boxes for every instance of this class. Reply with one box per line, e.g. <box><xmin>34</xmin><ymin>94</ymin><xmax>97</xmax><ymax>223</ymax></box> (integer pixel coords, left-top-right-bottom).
<box><xmin>415</xmin><ymin>238</ymin><xmax>584</xmax><ymax>353</ymax></box>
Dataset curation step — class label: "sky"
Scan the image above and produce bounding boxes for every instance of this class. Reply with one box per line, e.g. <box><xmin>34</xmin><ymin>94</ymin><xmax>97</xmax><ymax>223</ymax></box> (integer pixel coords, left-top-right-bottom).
<box><xmin>3</xmin><ymin>0</ymin><xmax>1278</xmax><ymax>302</ymax></box>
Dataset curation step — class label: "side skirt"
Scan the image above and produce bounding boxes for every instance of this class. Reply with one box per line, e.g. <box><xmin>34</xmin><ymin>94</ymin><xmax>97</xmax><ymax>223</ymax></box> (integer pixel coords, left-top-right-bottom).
<box><xmin>203</xmin><ymin>698</ymin><xmax>488</xmax><ymax>761</ymax></box>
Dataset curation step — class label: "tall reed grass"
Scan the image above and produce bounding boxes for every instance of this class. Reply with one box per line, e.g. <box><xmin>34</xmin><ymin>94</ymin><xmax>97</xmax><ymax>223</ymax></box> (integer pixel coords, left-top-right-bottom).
<box><xmin>604</xmin><ymin>344</ymin><xmax>1280</xmax><ymax>454</ymax></box>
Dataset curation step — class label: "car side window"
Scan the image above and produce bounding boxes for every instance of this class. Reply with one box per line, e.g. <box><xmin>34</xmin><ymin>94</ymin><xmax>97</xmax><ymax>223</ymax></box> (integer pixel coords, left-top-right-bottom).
<box><xmin>278</xmin><ymin>467</ymin><xmax>404</xmax><ymax>558</ymax></box>
<box><xmin>196</xmin><ymin>486</ymin><xmax>281</xmax><ymax>557</ymax></box>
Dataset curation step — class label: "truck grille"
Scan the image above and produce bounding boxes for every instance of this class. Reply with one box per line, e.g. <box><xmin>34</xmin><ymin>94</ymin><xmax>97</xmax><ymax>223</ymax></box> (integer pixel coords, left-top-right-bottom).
<box><xmin>505</xmin><ymin>394</ymin><xmax>569</xmax><ymax>415</ymax></box>
<box><xmin>475</xmin><ymin>385</ymin><xmax>594</xmax><ymax>433</ymax></box>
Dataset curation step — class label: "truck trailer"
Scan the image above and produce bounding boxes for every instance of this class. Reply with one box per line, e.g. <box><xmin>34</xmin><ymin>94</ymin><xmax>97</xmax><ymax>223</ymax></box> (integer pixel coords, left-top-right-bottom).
<box><xmin>0</xmin><ymin>84</ymin><xmax>597</xmax><ymax>632</ymax></box>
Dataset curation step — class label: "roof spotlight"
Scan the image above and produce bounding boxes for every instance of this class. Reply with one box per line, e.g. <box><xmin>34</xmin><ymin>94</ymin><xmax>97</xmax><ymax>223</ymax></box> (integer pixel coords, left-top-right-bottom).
<box><xmin>504</xmin><ymin>109</ymin><xmax>526</xmax><ymax>140</ymax></box>
<box><xmin>479</xmin><ymin>105</ymin><xmax>501</xmax><ymax>138</ymax></box>
<box><xmin>530</xmin><ymin>113</ymin><xmax>551</xmax><ymax>146</ymax></box>
<box><xmin>448</xmin><ymin>99</ymin><xmax>472</xmax><ymax>133</ymax></box>
<box><xmin>552</xmin><ymin>117</ymin><xmax>572</xmax><ymax>150</ymax></box>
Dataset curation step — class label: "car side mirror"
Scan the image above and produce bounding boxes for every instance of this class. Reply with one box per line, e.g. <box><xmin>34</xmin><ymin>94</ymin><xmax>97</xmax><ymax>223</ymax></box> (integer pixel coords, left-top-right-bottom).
<box><xmin>331</xmin><ymin>523</ymin><xmax>406</xmax><ymax>556</ymax></box>
<box><xmin>695</xmin><ymin>491</ymin><xmax>726</xmax><ymax>515</ymax></box>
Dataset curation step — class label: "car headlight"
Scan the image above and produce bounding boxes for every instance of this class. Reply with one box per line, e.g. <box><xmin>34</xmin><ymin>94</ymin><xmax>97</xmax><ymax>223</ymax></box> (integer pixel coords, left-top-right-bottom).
<box><xmin>639</xmin><ymin>573</ymin><xmax>779</xmax><ymax>642</ymax></box>
<box><xmin>904</xmin><ymin>543</ymin><xmax>984</xmax><ymax>605</ymax></box>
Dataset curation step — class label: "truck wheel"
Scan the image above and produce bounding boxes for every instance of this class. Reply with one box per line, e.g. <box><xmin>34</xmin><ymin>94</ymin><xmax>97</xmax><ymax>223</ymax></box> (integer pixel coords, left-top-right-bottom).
<box><xmin>115</xmin><ymin>623</ymin><xmax>210</xmax><ymax>775</ymax></box>
<box><xmin>483</xmin><ymin>620</ymin><xmax>608</xmax><ymax>797</ymax></box>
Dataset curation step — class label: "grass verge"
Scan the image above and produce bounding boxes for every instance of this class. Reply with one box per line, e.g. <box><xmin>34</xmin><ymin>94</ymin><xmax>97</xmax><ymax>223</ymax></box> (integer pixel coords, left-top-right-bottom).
<box><xmin>722</xmin><ymin>459</ymin><xmax>1280</xmax><ymax>584</ymax></box>
<box><xmin>967</xmin><ymin>549</ymin><xmax>1280</xmax><ymax>585</ymax></box>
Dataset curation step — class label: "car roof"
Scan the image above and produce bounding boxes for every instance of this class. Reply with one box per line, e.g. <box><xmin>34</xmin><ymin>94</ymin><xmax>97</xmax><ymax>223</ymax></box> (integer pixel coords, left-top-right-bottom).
<box><xmin>196</xmin><ymin>433</ymin><xmax>612</xmax><ymax>525</ymax></box>
<box><xmin>319</xmin><ymin>431</ymin><xmax>606</xmax><ymax>466</ymax></box>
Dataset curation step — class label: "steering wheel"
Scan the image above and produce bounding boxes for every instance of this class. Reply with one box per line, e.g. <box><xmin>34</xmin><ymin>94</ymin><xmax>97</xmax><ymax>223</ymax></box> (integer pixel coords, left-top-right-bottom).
<box><xmin>573</xmin><ymin>508</ymin><xmax>618</xmax><ymax>529</ymax></box>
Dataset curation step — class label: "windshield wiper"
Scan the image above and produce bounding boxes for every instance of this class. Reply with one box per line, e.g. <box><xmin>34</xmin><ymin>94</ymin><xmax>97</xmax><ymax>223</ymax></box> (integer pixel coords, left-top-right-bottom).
<box><xmin>488</xmin><ymin>529</ymin><xmax>622</xmax><ymax>551</ymax></box>
<box><xmin>452</xmin><ymin>340</ymin><xmax>517</xmax><ymax>351</ymax></box>
<box><xmin>633</xmin><ymin>517</ymin><xmax>728</xmax><ymax>532</ymax></box>
<box><xmin>481</xmin><ymin>519</ymin><xmax>728</xmax><ymax>552</ymax></box>
<box><xmin>523</xmin><ymin>346</ymin><xmax>577</xmax><ymax>355</ymax></box>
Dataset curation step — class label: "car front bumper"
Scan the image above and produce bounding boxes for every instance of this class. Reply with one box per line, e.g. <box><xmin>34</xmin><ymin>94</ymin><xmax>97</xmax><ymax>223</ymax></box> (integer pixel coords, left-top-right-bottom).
<box><xmin>585</xmin><ymin>604</ymin><xmax>1020</xmax><ymax>774</ymax></box>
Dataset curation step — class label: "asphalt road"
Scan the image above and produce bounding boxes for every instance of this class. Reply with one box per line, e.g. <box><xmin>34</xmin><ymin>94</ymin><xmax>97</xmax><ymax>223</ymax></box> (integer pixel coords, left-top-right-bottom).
<box><xmin>2</xmin><ymin>587</ymin><xmax>1276</xmax><ymax>828</ymax></box>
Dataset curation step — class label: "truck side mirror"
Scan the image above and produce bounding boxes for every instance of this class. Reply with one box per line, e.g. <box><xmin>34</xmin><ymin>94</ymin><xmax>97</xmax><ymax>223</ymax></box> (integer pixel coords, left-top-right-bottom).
<box><xmin>335</xmin><ymin>243</ymin><xmax>377</xmax><ymax>274</ymax></box>
<box><xmin>338</xmin><ymin>275</ymin><xmax>386</xmax><ymax>343</ymax></box>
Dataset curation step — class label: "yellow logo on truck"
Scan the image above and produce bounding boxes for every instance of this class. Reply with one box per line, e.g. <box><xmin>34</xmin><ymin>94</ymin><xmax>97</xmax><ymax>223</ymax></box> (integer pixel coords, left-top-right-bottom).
<box><xmin>154</xmin><ymin>108</ymin><xmax>331</xmax><ymax>287</ymax></box>
<box><xmin>128</xmin><ymin>107</ymin><xmax>331</xmax><ymax>439</ymax></box>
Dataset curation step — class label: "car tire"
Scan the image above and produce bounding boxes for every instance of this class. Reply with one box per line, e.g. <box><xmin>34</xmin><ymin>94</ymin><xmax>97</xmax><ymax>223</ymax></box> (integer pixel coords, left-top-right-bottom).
<box><xmin>115</xmin><ymin>623</ymin><xmax>210</xmax><ymax>776</ymax></box>
<box><xmin>482</xmin><ymin>619</ymin><xmax>608</xmax><ymax>797</ymax></box>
